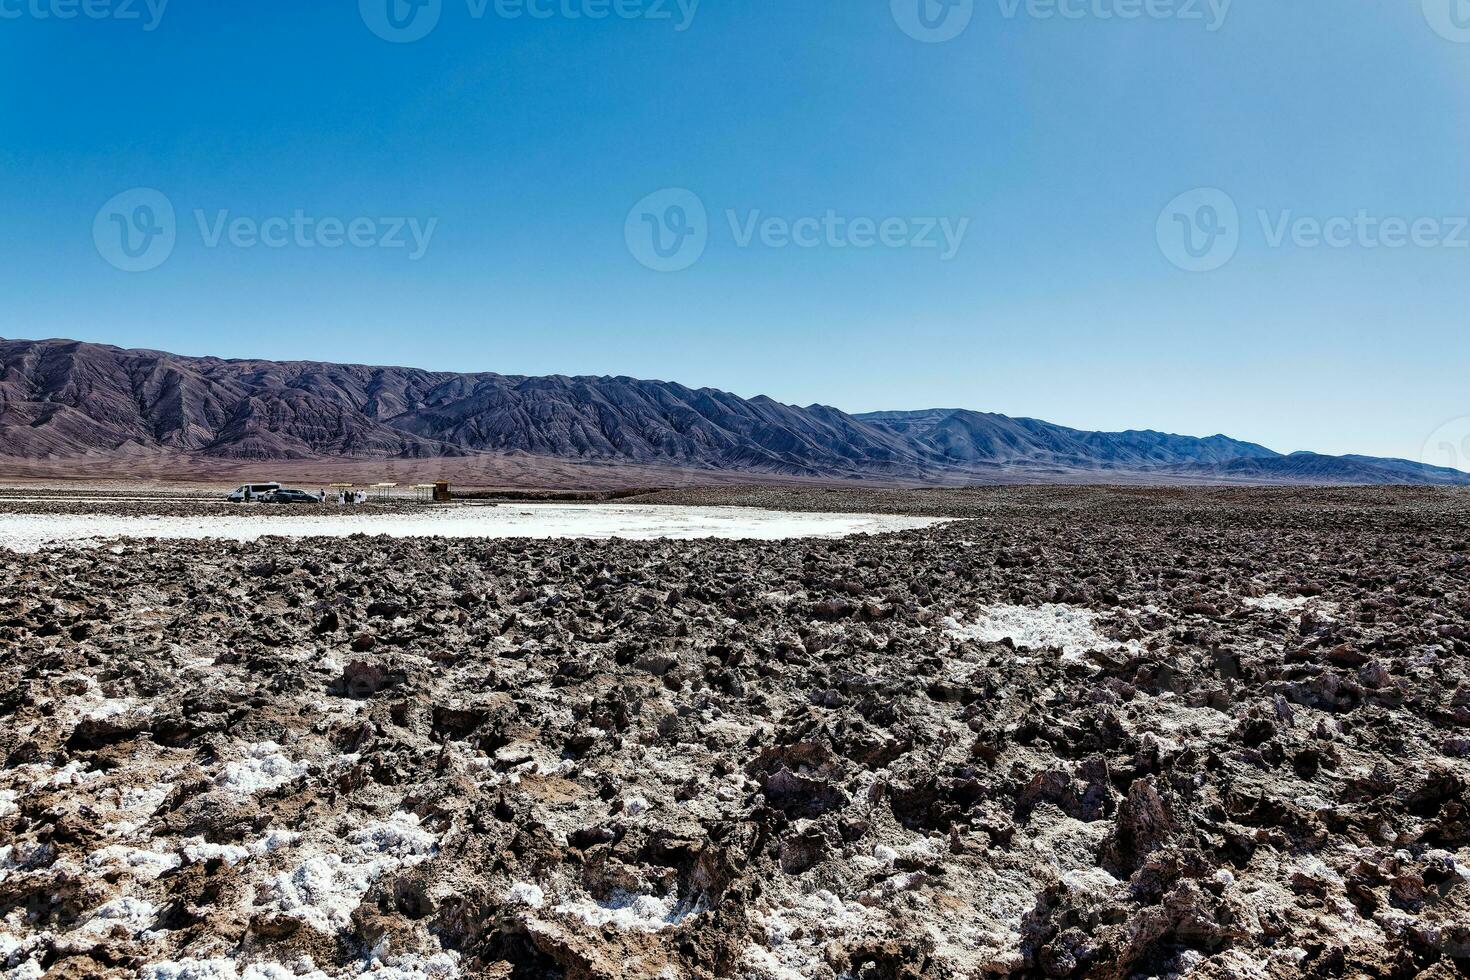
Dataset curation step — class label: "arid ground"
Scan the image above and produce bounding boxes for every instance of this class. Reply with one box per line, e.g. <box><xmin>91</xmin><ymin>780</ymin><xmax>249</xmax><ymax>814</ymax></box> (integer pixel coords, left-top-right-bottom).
<box><xmin>2</xmin><ymin>486</ymin><xmax>1468</xmax><ymax>979</ymax></box>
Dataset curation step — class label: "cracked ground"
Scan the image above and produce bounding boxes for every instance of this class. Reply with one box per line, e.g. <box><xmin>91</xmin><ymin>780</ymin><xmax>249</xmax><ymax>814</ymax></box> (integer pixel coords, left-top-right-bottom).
<box><xmin>1</xmin><ymin>486</ymin><xmax>1468</xmax><ymax>979</ymax></box>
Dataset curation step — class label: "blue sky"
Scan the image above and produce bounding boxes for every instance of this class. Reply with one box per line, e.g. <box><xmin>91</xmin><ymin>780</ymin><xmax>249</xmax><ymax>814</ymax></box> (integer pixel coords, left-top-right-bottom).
<box><xmin>3</xmin><ymin>0</ymin><xmax>1469</xmax><ymax>465</ymax></box>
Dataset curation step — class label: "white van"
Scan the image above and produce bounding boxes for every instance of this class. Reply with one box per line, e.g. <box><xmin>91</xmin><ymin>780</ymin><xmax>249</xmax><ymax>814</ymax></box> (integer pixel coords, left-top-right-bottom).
<box><xmin>227</xmin><ymin>482</ymin><xmax>281</xmax><ymax>502</ymax></box>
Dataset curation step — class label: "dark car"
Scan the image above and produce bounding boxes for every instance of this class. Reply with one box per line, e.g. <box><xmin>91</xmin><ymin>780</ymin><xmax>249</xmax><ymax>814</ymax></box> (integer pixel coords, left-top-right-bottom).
<box><xmin>260</xmin><ymin>488</ymin><xmax>321</xmax><ymax>504</ymax></box>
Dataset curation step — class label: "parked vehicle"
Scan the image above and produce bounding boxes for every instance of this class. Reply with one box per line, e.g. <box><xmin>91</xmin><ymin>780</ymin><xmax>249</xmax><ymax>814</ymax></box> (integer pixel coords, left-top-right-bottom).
<box><xmin>226</xmin><ymin>483</ymin><xmax>281</xmax><ymax>502</ymax></box>
<box><xmin>260</xmin><ymin>489</ymin><xmax>321</xmax><ymax>504</ymax></box>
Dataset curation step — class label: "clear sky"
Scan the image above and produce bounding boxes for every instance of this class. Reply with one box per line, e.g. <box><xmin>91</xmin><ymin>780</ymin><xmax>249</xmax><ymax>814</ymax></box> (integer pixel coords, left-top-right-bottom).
<box><xmin>3</xmin><ymin>0</ymin><xmax>1469</xmax><ymax>465</ymax></box>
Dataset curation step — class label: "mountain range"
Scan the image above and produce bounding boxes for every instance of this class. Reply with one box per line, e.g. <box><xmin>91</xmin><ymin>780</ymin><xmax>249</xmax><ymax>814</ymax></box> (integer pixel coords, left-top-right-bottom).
<box><xmin>1</xmin><ymin>337</ymin><xmax>1464</xmax><ymax>486</ymax></box>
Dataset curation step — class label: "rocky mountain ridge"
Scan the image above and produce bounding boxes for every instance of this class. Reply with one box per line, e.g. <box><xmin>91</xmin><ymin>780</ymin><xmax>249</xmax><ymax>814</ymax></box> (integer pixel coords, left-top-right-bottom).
<box><xmin>1</xmin><ymin>337</ymin><xmax>1464</xmax><ymax>485</ymax></box>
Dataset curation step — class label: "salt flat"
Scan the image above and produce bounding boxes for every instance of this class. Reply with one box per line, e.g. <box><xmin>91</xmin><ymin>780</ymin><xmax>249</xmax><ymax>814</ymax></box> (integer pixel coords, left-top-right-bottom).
<box><xmin>0</xmin><ymin>503</ymin><xmax>946</xmax><ymax>553</ymax></box>
<box><xmin>6</xmin><ymin>486</ymin><xmax>1464</xmax><ymax>980</ymax></box>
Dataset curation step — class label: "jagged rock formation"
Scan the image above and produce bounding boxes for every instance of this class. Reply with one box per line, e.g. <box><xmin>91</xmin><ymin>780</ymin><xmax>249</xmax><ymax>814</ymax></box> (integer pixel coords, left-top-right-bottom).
<box><xmin>4</xmin><ymin>486</ymin><xmax>1470</xmax><ymax>977</ymax></box>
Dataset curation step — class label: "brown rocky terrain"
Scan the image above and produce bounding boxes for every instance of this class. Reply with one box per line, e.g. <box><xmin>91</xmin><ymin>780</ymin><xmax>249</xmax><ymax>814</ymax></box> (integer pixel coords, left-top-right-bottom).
<box><xmin>2</xmin><ymin>486</ymin><xmax>1469</xmax><ymax>978</ymax></box>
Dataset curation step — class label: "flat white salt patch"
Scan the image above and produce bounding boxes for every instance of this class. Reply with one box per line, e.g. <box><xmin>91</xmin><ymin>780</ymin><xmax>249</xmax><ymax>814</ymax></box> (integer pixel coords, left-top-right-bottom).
<box><xmin>145</xmin><ymin>951</ymin><xmax>462</xmax><ymax>980</ymax></box>
<box><xmin>0</xmin><ymin>504</ymin><xmax>947</xmax><ymax>553</ymax></box>
<box><xmin>181</xmin><ymin>840</ymin><xmax>253</xmax><ymax>866</ymax></box>
<box><xmin>76</xmin><ymin>896</ymin><xmax>158</xmax><ymax>937</ymax></box>
<box><xmin>259</xmin><ymin>813</ymin><xmax>439</xmax><ymax>934</ymax></box>
<box><xmin>0</xmin><ymin>843</ymin><xmax>55</xmax><ymax>885</ymax></box>
<box><xmin>82</xmin><ymin>697</ymin><xmax>149</xmax><ymax>722</ymax></box>
<box><xmin>1243</xmin><ymin>593</ymin><xmax>1305</xmax><ymax>612</ymax></box>
<box><xmin>143</xmin><ymin>960</ymin><xmax>249</xmax><ymax>980</ymax></box>
<box><xmin>0</xmin><ymin>928</ymin><xmax>45</xmax><ymax>980</ymax></box>
<box><xmin>355</xmin><ymin>952</ymin><xmax>461</xmax><ymax>980</ymax></box>
<box><xmin>262</xmin><ymin>854</ymin><xmax>379</xmax><ymax>933</ymax></box>
<box><xmin>1060</xmin><ymin>867</ymin><xmax>1122</xmax><ymax>898</ymax></box>
<box><xmin>1242</xmin><ymin>593</ymin><xmax>1337</xmax><ymax>619</ymax></box>
<box><xmin>215</xmin><ymin>742</ymin><xmax>309</xmax><ymax>795</ymax></box>
<box><xmin>0</xmin><ymin>495</ymin><xmax>227</xmax><ymax>504</ymax></box>
<box><xmin>85</xmin><ymin>844</ymin><xmax>181</xmax><ymax>879</ymax></box>
<box><xmin>142</xmin><ymin>959</ymin><xmax>342</xmax><ymax>980</ymax></box>
<box><xmin>182</xmin><ymin>830</ymin><xmax>300</xmax><ymax>867</ymax></box>
<box><xmin>43</xmin><ymin>760</ymin><xmax>105</xmax><ymax>788</ymax></box>
<box><xmin>349</xmin><ymin>812</ymin><xmax>437</xmax><ymax>861</ymax></box>
<box><xmin>945</xmin><ymin>604</ymin><xmax>1139</xmax><ymax>663</ymax></box>
<box><xmin>743</xmin><ymin>890</ymin><xmax>870</xmax><ymax>979</ymax></box>
<box><xmin>102</xmin><ymin>782</ymin><xmax>175</xmax><ymax>836</ymax></box>
<box><xmin>1</xmin><ymin>961</ymin><xmax>42</xmax><ymax>980</ymax></box>
<box><xmin>553</xmin><ymin>890</ymin><xmax>700</xmax><ymax>932</ymax></box>
<box><xmin>508</xmin><ymin>882</ymin><xmax>545</xmax><ymax>907</ymax></box>
<box><xmin>118</xmin><ymin>782</ymin><xmax>173</xmax><ymax>812</ymax></box>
